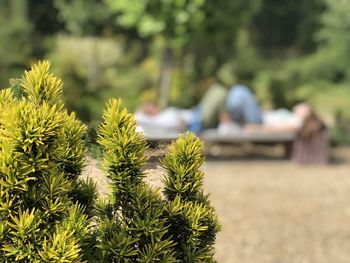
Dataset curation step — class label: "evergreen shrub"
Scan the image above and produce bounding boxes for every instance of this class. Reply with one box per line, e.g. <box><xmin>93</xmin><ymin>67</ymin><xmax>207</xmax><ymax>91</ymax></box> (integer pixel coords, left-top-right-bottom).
<box><xmin>0</xmin><ymin>61</ymin><xmax>220</xmax><ymax>262</ymax></box>
<box><xmin>95</xmin><ymin>99</ymin><xmax>220</xmax><ymax>262</ymax></box>
<box><xmin>0</xmin><ymin>61</ymin><xmax>96</xmax><ymax>262</ymax></box>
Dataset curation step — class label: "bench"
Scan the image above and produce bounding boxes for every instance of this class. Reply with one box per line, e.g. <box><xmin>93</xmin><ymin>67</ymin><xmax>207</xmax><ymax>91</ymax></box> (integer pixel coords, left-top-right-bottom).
<box><xmin>200</xmin><ymin>129</ymin><xmax>296</xmax><ymax>143</ymax></box>
<box><xmin>201</xmin><ymin>129</ymin><xmax>297</xmax><ymax>157</ymax></box>
<box><xmin>141</xmin><ymin>124</ymin><xmax>329</xmax><ymax>163</ymax></box>
<box><xmin>141</xmin><ymin>125</ymin><xmax>297</xmax><ymax>157</ymax></box>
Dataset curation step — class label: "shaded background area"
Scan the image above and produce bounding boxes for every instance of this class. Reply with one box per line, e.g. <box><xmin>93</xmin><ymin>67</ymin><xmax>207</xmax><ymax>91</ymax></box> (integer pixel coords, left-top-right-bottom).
<box><xmin>0</xmin><ymin>0</ymin><xmax>349</xmax><ymax>146</ymax></box>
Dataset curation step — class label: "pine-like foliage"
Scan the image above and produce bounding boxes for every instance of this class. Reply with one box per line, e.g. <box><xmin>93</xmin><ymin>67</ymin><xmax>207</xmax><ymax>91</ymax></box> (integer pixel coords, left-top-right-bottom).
<box><xmin>0</xmin><ymin>61</ymin><xmax>220</xmax><ymax>262</ymax></box>
<box><xmin>161</xmin><ymin>133</ymin><xmax>221</xmax><ymax>262</ymax></box>
<box><xmin>96</xmin><ymin>100</ymin><xmax>220</xmax><ymax>262</ymax></box>
<box><xmin>95</xmin><ymin>99</ymin><xmax>176</xmax><ymax>262</ymax></box>
<box><xmin>0</xmin><ymin>61</ymin><xmax>97</xmax><ymax>262</ymax></box>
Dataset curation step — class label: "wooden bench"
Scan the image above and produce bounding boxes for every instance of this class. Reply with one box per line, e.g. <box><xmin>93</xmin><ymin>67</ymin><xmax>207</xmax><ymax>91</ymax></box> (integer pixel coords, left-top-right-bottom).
<box><xmin>140</xmin><ymin>127</ymin><xmax>179</xmax><ymax>141</ymax></box>
<box><xmin>200</xmin><ymin>129</ymin><xmax>296</xmax><ymax>143</ymax></box>
<box><xmin>142</xmin><ymin>125</ymin><xmax>329</xmax><ymax>163</ymax></box>
<box><xmin>142</xmin><ymin>126</ymin><xmax>297</xmax><ymax>156</ymax></box>
<box><xmin>201</xmin><ymin>129</ymin><xmax>296</xmax><ymax>157</ymax></box>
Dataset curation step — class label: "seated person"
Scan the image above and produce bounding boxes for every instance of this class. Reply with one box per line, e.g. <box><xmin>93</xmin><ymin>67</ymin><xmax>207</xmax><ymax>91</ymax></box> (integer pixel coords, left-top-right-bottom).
<box><xmin>292</xmin><ymin>106</ymin><xmax>328</xmax><ymax>164</ymax></box>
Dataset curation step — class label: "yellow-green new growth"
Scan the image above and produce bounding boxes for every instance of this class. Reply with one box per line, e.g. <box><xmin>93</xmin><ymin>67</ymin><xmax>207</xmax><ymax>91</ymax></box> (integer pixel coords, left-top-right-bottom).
<box><xmin>98</xmin><ymin>98</ymin><xmax>148</xmax><ymax>183</ymax></box>
<box><xmin>0</xmin><ymin>61</ymin><xmax>94</xmax><ymax>263</ymax></box>
<box><xmin>161</xmin><ymin>132</ymin><xmax>205</xmax><ymax>202</ymax></box>
<box><xmin>161</xmin><ymin>132</ymin><xmax>220</xmax><ymax>262</ymax></box>
<box><xmin>95</xmin><ymin>98</ymin><xmax>177</xmax><ymax>262</ymax></box>
<box><xmin>21</xmin><ymin>60</ymin><xmax>63</xmax><ymax>105</ymax></box>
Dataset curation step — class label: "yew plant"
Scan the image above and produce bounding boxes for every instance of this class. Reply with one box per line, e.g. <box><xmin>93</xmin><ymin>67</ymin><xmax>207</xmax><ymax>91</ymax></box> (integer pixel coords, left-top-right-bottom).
<box><xmin>161</xmin><ymin>133</ymin><xmax>220</xmax><ymax>262</ymax></box>
<box><xmin>0</xmin><ymin>61</ymin><xmax>220</xmax><ymax>262</ymax></box>
<box><xmin>0</xmin><ymin>61</ymin><xmax>97</xmax><ymax>262</ymax></box>
<box><xmin>95</xmin><ymin>99</ymin><xmax>220</xmax><ymax>262</ymax></box>
<box><xmin>95</xmin><ymin>99</ymin><xmax>176</xmax><ymax>262</ymax></box>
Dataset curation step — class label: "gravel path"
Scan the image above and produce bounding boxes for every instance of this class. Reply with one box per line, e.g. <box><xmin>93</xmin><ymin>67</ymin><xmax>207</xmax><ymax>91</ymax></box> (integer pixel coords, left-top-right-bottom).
<box><xmin>205</xmin><ymin>149</ymin><xmax>350</xmax><ymax>263</ymax></box>
<box><xmin>83</xmin><ymin>148</ymin><xmax>350</xmax><ymax>263</ymax></box>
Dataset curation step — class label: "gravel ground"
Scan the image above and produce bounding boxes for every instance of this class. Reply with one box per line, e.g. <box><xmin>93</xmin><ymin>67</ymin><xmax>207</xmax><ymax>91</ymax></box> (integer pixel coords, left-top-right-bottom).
<box><xmin>83</xmin><ymin>148</ymin><xmax>350</xmax><ymax>263</ymax></box>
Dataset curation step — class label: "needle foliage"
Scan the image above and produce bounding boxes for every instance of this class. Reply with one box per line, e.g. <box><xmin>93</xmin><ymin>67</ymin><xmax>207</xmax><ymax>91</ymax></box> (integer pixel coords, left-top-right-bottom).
<box><xmin>95</xmin><ymin>100</ymin><xmax>220</xmax><ymax>262</ymax></box>
<box><xmin>0</xmin><ymin>61</ymin><xmax>97</xmax><ymax>262</ymax></box>
<box><xmin>0</xmin><ymin>61</ymin><xmax>219</xmax><ymax>262</ymax></box>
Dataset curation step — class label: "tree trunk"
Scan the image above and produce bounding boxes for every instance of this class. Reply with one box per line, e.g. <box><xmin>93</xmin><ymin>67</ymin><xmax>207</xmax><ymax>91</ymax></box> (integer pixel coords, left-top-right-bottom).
<box><xmin>159</xmin><ymin>47</ymin><xmax>173</xmax><ymax>109</ymax></box>
<box><xmin>87</xmin><ymin>37</ymin><xmax>99</xmax><ymax>92</ymax></box>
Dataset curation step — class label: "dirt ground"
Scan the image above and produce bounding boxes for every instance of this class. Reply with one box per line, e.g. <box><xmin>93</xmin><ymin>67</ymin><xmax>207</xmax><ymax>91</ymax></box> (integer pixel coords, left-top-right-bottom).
<box><xmin>83</xmin><ymin>147</ymin><xmax>350</xmax><ymax>263</ymax></box>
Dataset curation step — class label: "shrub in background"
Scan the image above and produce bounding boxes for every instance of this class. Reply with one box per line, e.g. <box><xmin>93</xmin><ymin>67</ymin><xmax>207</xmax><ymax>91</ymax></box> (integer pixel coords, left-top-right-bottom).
<box><xmin>0</xmin><ymin>61</ymin><xmax>97</xmax><ymax>262</ymax></box>
<box><xmin>49</xmin><ymin>35</ymin><xmax>157</xmax><ymax>123</ymax></box>
<box><xmin>331</xmin><ymin>110</ymin><xmax>350</xmax><ymax>146</ymax></box>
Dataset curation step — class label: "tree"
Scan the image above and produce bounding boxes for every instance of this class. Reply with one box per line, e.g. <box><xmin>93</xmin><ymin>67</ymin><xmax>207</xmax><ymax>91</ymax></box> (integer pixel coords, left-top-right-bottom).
<box><xmin>252</xmin><ymin>0</ymin><xmax>324</xmax><ymax>54</ymax></box>
<box><xmin>105</xmin><ymin>0</ymin><xmax>206</xmax><ymax>108</ymax></box>
<box><xmin>189</xmin><ymin>0</ymin><xmax>262</xmax><ymax>78</ymax></box>
<box><xmin>282</xmin><ymin>0</ymin><xmax>350</xmax><ymax>88</ymax></box>
<box><xmin>0</xmin><ymin>0</ymin><xmax>32</xmax><ymax>85</ymax></box>
<box><xmin>315</xmin><ymin>0</ymin><xmax>350</xmax><ymax>80</ymax></box>
<box><xmin>51</xmin><ymin>0</ymin><xmax>153</xmax><ymax>123</ymax></box>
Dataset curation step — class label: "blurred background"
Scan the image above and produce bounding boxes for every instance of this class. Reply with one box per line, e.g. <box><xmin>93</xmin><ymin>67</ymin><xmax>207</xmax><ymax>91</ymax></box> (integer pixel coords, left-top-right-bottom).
<box><xmin>0</xmin><ymin>0</ymin><xmax>349</xmax><ymax>146</ymax></box>
<box><xmin>2</xmin><ymin>1</ymin><xmax>350</xmax><ymax>262</ymax></box>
